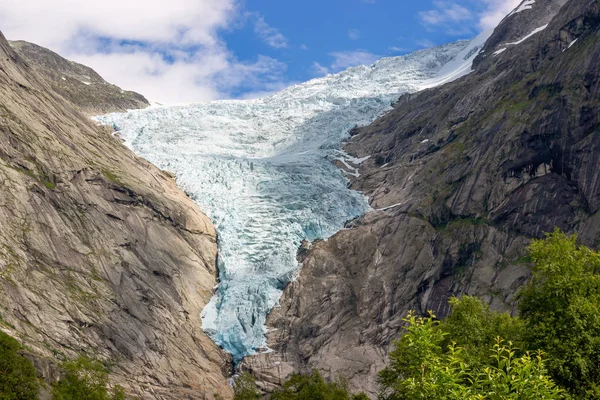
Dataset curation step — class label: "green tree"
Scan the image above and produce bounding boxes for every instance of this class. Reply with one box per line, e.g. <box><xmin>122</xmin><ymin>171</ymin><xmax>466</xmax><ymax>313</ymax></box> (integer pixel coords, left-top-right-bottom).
<box><xmin>52</xmin><ymin>356</ymin><xmax>125</xmax><ymax>400</ymax></box>
<box><xmin>442</xmin><ymin>296</ymin><xmax>525</xmax><ymax>367</ymax></box>
<box><xmin>378</xmin><ymin>309</ymin><xmax>563</xmax><ymax>399</ymax></box>
<box><xmin>233</xmin><ymin>372</ymin><xmax>261</xmax><ymax>400</ymax></box>
<box><xmin>519</xmin><ymin>230</ymin><xmax>600</xmax><ymax>398</ymax></box>
<box><xmin>471</xmin><ymin>339</ymin><xmax>564</xmax><ymax>400</ymax></box>
<box><xmin>0</xmin><ymin>331</ymin><xmax>39</xmax><ymax>400</ymax></box>
<box><xmin>270</xmin><ymin>370</ymin><xmax>367</xmax><ymax>400</ymax></box>
<box><xmin>378</xmin><ymin>311</ymin><xmax>469</xmax><ymax>400</ymax></box>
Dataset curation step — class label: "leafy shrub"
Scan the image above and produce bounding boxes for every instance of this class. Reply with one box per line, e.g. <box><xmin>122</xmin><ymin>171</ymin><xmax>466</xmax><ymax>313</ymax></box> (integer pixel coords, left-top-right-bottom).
<box><xmin>0</xmin><ymin>331</ymin><xmax>39</xmax><ymax>399</ymax></box>
<box><xmin>519</xmin><ymin>230</ymin><xmax>600</xmax><ymax>398</ymax></box>
<box><xmin>378</xmin><ymin>309</ymin><xmax>564</xmax><ymax>399</ymax></box>
<box><xmin>442</xmin><ymin>296</ymin><xmax>525</xmax><ymax>367</ymax></box>
<box><xmin>52</xmin><ymin>356</ymin><xmax>125</xmax><ymax>400</ymax></box>
<box><xmin>271</xmin><ymin>370</ymin><xmax>351</xmax><ymax>400</ymax></box>
<box><xmin>233</xmin><ymin>372</ymin><xmax>261</xmax><ymax>400</ymax></box>
<box><xmin>233</xmin><ymin>370</ymin><xmax>368</xmax><ymax>400</ymax></box>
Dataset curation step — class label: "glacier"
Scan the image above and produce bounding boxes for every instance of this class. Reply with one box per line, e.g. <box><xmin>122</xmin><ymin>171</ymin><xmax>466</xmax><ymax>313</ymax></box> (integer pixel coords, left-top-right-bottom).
<box><xmin>96</xmin><ymin>36</ymin><xmax>486</xmax><ymax>363</ymax></box>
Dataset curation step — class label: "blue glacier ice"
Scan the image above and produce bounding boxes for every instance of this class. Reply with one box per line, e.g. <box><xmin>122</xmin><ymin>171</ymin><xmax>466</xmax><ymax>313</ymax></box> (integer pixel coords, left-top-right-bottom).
<box><xmin>95</xmin><ymin>35</ymin><xmax>488</xmax><ymax>363</ymax></box>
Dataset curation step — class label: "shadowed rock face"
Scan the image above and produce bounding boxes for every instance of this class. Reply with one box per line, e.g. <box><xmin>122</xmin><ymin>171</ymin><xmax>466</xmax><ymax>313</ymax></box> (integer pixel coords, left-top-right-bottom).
<box><xmin>0</xmin><ymin>31</ymin><xmax>231</xmax><ymax>399</ymax></box>
<box><xmin>244</xmin><ymin>0</ymin><xmax>600</xmax><ymax>396</ymax></box>
<box><xmin>9</xmin><ymin>40</ymin><xmax>149</xmax><ymax>115</ymax></box>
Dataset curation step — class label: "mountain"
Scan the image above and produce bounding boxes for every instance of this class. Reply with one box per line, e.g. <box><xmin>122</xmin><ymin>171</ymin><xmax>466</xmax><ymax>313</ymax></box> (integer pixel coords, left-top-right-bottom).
<box><xmin>96</xmin><ymin>37</ymin><xmax>487</xmax><ymax>366</ymax></box>
<box><xmin>3</xmin><ymin>0</ymin><xmax>597</xmax><ymax>398</ymax></box>
<box><xmin>241</xmin><ymin>0</ymin><xmax>600</xmax><ymax>396</ymax></box>
<box><xmin>9</xmin><ymin>40</ymin><xmax>149</xmax><ymax>115</ymax></box>
<box><xmin>0</xmin><ymin>31</ymin><xmax>231</xmax><ymax>399</ymax></box>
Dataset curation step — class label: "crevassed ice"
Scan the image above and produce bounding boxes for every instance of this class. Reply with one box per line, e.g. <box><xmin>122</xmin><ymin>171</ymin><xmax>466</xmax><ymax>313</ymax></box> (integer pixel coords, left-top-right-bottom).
<box><xmin>96</xmin><ymin>38</ymin><xmax>482</xmax><ymax>363</ymax></box>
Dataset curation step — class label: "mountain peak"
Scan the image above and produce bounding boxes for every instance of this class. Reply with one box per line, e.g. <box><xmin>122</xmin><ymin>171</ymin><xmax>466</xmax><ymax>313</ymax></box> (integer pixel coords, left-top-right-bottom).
<box><xmin>8</xmin><ymin>40</ymin><xmax>149</xmax><ymax>115</ymax></box>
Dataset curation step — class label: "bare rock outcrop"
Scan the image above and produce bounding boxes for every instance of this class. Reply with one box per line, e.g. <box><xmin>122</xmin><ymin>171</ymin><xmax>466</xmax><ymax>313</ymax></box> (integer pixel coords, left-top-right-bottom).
<box><xmin>244</xmin><ymin>0</ymin><xmax>600</xmax><ymax>397</ymax></box>
<box><xmin>0</xmin><ymin>30</ymin><xmax>231</xmax><ymax>399</ymax></box>
<box><xmin>9</xmin><ymin>40</ymin><xmax>149</xmax><ymax>115</ymax></box>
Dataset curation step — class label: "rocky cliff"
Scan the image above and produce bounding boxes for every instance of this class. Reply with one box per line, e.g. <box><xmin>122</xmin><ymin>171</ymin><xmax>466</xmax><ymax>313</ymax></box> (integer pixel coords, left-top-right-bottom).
<box><xmin>9</xmin><ymin>40</ymin><xmax>149</xmax><ymax>115</ymax></box>
<box><xmin>245</xmin><ymin>0</ymin><xmax>600</xmax><ymax>396</ymax></box>
<box><xmin>0</xmin><ymin>30</ymin><xmax>231</xmax><ymax>399</ymax></box>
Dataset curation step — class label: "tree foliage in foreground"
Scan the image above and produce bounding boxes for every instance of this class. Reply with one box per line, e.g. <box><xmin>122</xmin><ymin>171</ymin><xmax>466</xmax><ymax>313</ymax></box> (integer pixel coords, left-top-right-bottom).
<box><xmin>0</xmin><ymin>330</ymin><xmax>39</xmax><ymax>400</ymax></box>
<box><xmin>379</xmin><ymin>230</ymin><xmax>600</xmax><ymax>399</ymax></box>
<box><xmin>519</xmin><ymin>229</ymin><xmax>600</xmax><ymax>399</ymax></box>
<box><xmin>378</xmin><ymin>310</ymin><xmax>563</xmax><ymax>400</ymax></box>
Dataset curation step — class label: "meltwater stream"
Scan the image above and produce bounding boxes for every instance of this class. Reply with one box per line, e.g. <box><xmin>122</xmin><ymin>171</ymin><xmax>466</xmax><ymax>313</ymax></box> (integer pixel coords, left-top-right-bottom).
<box><xmin>97</xmin><ymin>37</ymin><xmax>486</xmax><ymax>363</ymax></box>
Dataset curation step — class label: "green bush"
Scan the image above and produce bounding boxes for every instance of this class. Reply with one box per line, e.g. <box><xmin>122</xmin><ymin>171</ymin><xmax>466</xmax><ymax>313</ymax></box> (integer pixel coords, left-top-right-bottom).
<box><xmin>233</xmin><ymin>372</ymin><xmax>261</xmax><ymax>400</ymax></box>
<box><xmin>271</xmin><ymin>370</ymin><xmax>351</xmax><ymax>400</ymax></box>
<box><xmin>52</xmin><ymin>356</ymin><xmax>125</xmax><ymax>400</ymax></box>
<box><xmin>378</xmin><ymin>310</ymin><xmax>564</xmax><ymax>400</ymax></box>
<box><xmin>233</xmin><ymin>370</ymin><xmax>368</xmax><ymax>400</ymax></box>
<box><xmin>0</xmin><ymin>331</ymin><xmax>39</xmax><ymax>400</ymax></box>
<box><xmin>377</xmin><ymin>229</ymin><xmax>600</xmax><ymax>399</ymax></box>
<box><xmin>519</xmin><ymin>230</ymin><xmax>600</xmax><ymax>398</ymax></box>
<box><xmin>442</xmin><ymin>296</ymin><xmax>525</xmax><ymax>367</ymax></box>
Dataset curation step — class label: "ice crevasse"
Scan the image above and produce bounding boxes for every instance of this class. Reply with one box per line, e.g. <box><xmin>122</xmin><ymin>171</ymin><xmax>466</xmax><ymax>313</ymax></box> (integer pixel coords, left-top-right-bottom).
<box><xmin>96</xmin><ymin>32</ymin><xmax>489</xmax><ymax>363</ymax></box>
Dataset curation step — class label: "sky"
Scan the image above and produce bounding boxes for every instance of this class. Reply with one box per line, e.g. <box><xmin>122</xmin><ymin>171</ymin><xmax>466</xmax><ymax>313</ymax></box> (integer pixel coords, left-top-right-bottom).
<box><xmin>0</xmin><ymin>0</ymin><xmax>521</xmax><ymax>104</ymax></box>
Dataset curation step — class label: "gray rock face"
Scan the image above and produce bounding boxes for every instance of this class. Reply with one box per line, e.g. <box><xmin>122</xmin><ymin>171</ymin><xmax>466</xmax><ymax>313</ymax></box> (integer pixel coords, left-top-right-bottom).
<box><xmin>244</xmin><ymin>0</ymin><xmax>600</xmax><ymax>396</ymax></box>
<box><xmin>9</xmin><ymin>40</ymin><xmax>149</xmax><ymax>115</ymax></box>
<box><xmin>0</xmin><ymin>31</ymin><xmax>231</xmax><ymax>399</ymax></box>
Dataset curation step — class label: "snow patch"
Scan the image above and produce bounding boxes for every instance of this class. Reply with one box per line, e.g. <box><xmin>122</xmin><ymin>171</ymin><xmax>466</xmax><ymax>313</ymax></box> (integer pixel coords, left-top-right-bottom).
<box><xmin>494</xmin><ymin>24</ymin><xmax>549</xmax><ymax>56</ymax></box>
<box><xmin>376</xmin><ymin>203</ymin><xmax>402</xmax><ymax>212</ymax></box>
<box><xmin>564</xmin><ymin>38</ymin><xmax>578</xmax><ymax>51</ymax></box>
<box><xmin>420</xmin><ymin>29</ymin><xmax>492</xmax><ymax>90</ymax></box>
<box><xmin>505</xmin><ymin>24</ymin><xmax>549</xmax><ymax>46</ymax></box>
<box><xmin>509</xmin><ymin>0</ymin><xmax>535</xmax><ymax>16</ymax></box>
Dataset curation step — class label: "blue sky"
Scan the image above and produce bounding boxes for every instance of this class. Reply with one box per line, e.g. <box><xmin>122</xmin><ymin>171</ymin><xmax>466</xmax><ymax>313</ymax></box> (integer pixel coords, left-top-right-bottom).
<box><xmin>223</xmin><ymin>1</ymin><xmax>488</xmax><ymax>95</ymax></box>
<box><xmin>0</xmin><ymin>0</ymin><xmax>520</xmax><ymax>103</ymax></box>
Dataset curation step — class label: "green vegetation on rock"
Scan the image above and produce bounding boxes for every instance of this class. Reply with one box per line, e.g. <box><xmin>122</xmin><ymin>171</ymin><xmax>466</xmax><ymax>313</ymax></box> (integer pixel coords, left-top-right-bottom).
<box><xmin>0</xmin><ymin>330</ymin><xmax>39</xmax><ymax>400</ymax></box>
<box><xmin>520</xmin><ymin>230</ymin><xmax>600</xmax><ymax>398</ymax></box>
<box><xmin>233</xmin><ymin>370</ymin><xmax>368</xmax><ymax>400</ymax></box>
<box><xmin>52</xmin><ymin>356</ymin><xmax>126</xmax><ymax>400</ymax></box>
<box><xmin>379</xmin><ymin>230</ymin><xmax>600</xmax><ymax>400</ymax></box>
<box><xmin>231</xmin><ymin>372</ymin><xmax>261</xmax><ymax>400</ymax></box>
<box><xmin>378</xmin><ymin>309</ymin><xmax>563</xmax><ymax>400</ymax></box>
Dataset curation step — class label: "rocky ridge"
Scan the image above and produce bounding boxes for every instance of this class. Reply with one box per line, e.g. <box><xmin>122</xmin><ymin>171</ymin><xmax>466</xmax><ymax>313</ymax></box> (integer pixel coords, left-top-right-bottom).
<box><xmin>0</xmin><ymin>31</ymin><xmax>231</xmax><ymax>399</ymax></box>
<box><xmin>244</xmin><ymin>0</ymin><xmax>600</xmax><ymax>396</ymax></box>
<box><xmin>9</xmin><ymin>40</ymin><xmax>149</xmax><ymax>115</ymax></box>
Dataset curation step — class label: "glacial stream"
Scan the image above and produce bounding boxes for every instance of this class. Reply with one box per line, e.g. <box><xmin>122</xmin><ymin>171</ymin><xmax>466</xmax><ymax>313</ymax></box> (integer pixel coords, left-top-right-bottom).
<box><xmin>96</xmin><ymin>37</ymin><xmax>485</xmax><ymax>363</ymax></box>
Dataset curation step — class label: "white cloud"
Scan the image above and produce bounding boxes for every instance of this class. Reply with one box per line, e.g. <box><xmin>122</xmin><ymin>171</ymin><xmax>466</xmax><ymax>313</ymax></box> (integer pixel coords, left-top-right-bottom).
<box><xmin>416</xmin><ymin>39</ymin><xmax>436</xmax><ymax>48</ymax></box>
<box><xmin>420</xmin><ymin>1</ymin><xmax>472</xmax><ymax>27</ymax></box>
<box><xmin>479</xmin><ymin>0</ymin><xmax>522</xmax><ymax>31</ymax></box>
<box><xmin>0</xmin><ymin>0</ymin><xmax>292</xmax><ymax>104</ymax></box>
<box><xmin>311</xmin><ymin>62</ymin><xmax>330</xmax><ymax>76</ymax></box>
<box><xmin>0</xmin><ymin>0</ymin><xmax>235</xmax><ymax>50</ymax></box>
<box><xmin>348</xmin><ymin>29</ymin><xmax>360</xmax><ymax>40</ymax></box>
<box><xmin>252</xmin><ymin>14</ymin><xmax>289</xmax><ymax>48</ymax></box>
<box><xmin>388</xmin><ymin>46</ymin><xmax>408</xmax><ymax>53</ymax></box>
<box><xmin>310</xmin><ymin>50</ymin><xmax>380</xmax><ymax>78</ymax></box>
<box><xmin>329</xmin><ymin>50</ymin><xmax>380</xmax><ymax>71</ymax></box>
<box><xmin>418</xmin><ymin>0</ymin><xmax>522</xmax><ymax>35</ymax></box>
